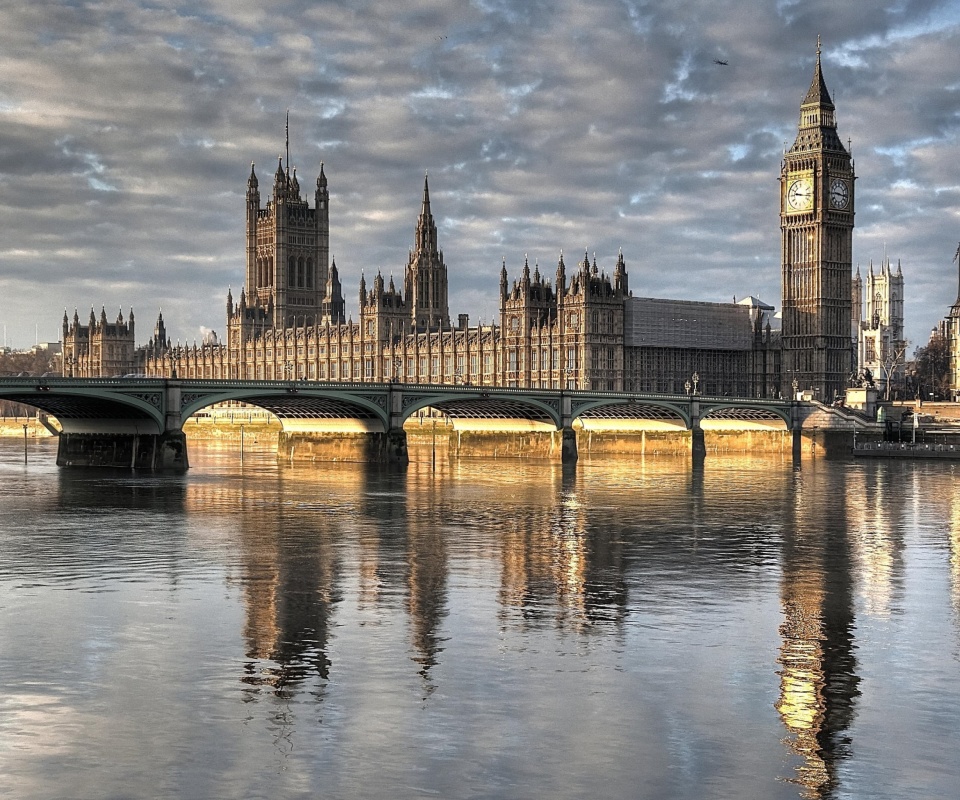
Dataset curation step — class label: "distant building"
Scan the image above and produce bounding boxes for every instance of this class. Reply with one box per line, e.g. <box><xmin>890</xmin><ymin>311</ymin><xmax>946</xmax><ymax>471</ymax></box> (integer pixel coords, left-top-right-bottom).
<box><xmin>852</xmin><ymin>258</ymin><xmax>906</xmax><ymax>396</ymax></box>
<box><xmin>62</xmin><ymin>308</ymin><xmax>135</xmax><ymax>378</ymax></box>
<box><xmin>941</xmin><ymin>249</ymin><xmax>960</xmax><ymax>399</ymax></box>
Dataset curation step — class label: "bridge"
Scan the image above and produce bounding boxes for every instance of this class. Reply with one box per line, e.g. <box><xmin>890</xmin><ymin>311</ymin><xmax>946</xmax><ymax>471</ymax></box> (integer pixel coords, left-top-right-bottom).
<box><xmin>0</xmin><ymin>377</ymin><xmax>804</xmax><ymax>469</ymax></box>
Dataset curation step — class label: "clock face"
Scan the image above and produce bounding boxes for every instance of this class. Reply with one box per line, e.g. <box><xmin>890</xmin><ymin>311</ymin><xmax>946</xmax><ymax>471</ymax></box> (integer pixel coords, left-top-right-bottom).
<box><xmin>830</xmin><ymin>178</ymin><xmax>849</xmax><ymax>209</ymax></box>
<box><xmin>787</xmin><ymin>178</ymin><xmax>814</xmax><ymax>211</ymax></box>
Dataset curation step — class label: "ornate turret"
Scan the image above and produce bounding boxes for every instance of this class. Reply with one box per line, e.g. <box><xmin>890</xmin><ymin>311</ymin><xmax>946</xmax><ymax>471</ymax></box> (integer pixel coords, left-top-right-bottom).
<box><xmin>404</xmin><ymin>174</ymin><xmax>450</xmax><ymax>331</ymax></box>
<box><xmin>614</xmin><ymin>248</ymin><xmax>628</xmax><ymax>295</ymax></box>
<box><xmin>321</xmin><ymin>258</ymin><xmax>345</xmax><ymax>325</ymax></box>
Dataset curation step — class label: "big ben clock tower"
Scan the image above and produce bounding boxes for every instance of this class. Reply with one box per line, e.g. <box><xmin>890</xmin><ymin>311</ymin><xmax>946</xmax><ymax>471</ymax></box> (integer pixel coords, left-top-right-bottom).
<box><xmin>781</xmin><ymin>40</ymin><xmax>854</xmax><ymax>401</ymax></box>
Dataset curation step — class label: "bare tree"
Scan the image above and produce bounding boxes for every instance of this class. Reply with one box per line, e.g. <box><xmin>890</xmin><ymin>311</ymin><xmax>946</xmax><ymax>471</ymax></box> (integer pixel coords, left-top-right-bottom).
<box><xmin>913</xmin><ymin>335</ymin><xmax>951</xmax><ymax>400</ymax></box>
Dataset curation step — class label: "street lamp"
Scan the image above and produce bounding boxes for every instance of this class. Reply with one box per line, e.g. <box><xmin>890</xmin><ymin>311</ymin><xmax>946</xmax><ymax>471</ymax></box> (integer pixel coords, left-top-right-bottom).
<box><xmin>684</xmin><ymin>379</ymin><xmax>692</xmax><ymax>395</ymax></box>
<box><xmin>792</xmin><ymin>377</ymin><xmax>799</xmax><ymax>400</ymax></box>
<box><xmin>394</xmin><ymin>357</ymin><xmax>403</xmax><ymax>383</ymax></box>
<box><xmin>691</xmin><ymin>371</ymin><xmax>699</xmax><ymax>395</ymax></box>
<box><xmin>565</xmin><ymin>368</ymin><xmax>575</xmax><ymax>390</ymax></box>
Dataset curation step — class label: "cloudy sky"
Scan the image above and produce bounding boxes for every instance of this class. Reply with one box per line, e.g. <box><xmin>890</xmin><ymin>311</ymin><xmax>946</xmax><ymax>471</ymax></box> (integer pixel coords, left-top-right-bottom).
<box><xmin>1</xmin><ymin>0</ymin><xmax>958</xmax><ymax>351</ymax></box>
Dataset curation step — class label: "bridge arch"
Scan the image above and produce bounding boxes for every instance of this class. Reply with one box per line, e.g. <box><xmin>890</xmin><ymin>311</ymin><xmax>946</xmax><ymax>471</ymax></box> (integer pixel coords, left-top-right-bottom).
<box><xmin>699</xmin><ymin>402</ymin><xmax>792</xmax><ymax>428</ymax></box>
<box><xmin>570</xmin><ymin>397</ymin><xmax>691</xmax><ymax>428</ymax></box>
<box><xmin>179</xmin><ymin>387</ymin><xmax>391</xmax><ymax>432</ymax></box>
<box><xmin>0</xmin><ymin>382</ymin><xmax>165</xmax><ymax>434</ymax></box>
<box><xmin>398</xmin><ymin>390</ymin><xmax>563</xmax><ymax>429</ymax></box>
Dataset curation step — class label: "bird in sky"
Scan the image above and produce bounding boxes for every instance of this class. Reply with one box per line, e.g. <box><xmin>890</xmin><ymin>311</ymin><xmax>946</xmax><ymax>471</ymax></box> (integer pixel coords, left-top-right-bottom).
<box><xmin>714</xmin><ymin>59</ymin><xmax>729</xmax><ymax>66</ymax></box>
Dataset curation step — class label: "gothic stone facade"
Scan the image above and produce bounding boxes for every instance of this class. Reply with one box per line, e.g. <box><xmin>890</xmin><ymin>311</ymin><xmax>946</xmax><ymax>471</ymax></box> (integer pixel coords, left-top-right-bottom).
<box><xmin>62</xmin><ymin>307</ymin><xmax>136</xmax><ymax>378</ymax></box>
<box><xmin>66</xmin><ymin>50</ymin><xmax>875</xmax><ymax>398</ymax></box>
<box><xmin>67</xmin><ymin>168</ymin><xmax>772</xmax><ymax>395</ymax></box>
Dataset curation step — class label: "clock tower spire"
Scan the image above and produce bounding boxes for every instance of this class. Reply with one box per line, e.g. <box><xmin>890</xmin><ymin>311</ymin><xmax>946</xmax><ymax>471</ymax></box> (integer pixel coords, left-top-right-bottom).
<box><xmin>780</xmin><ymin>39</ymin><xmax>855</xmax><ymax>401</ymax></box>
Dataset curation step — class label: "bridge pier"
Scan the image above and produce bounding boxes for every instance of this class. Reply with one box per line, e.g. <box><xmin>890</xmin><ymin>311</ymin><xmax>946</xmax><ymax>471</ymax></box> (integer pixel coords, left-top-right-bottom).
<box><xmin>277</xmin><ymin>427</ymin><xmax>409</xmax><ymax>465</ymax></box>
<box><xmin>386</xmin><ymin>427</ymin><xmax>409</xmax><ymax>465</ymax></box>
<box><xmin>690</xmin><ymin>396</ymin><xmax>706</xmax><ymax>461</ymax></box>
<box><xmin>57</xmin><ymin>430</ymin><xmax>189</xmax><ymax>471</ymax></box>
<box><xmin>691</xmin><ymin>427</ymin><xmax>707</xmax><ymax>460</ymax></box>
<box><xmin>561</xmin><ymin>427</ymin><xmax>578</xmax><ymax>463</ymax></box>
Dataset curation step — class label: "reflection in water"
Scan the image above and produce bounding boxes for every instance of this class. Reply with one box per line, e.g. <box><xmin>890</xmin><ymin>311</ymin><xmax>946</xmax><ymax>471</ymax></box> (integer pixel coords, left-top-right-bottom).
<box><xmin>845</xmin><ymin>465</ymin><xmax>906</xmax><ymax>619</ymax></box>
<box><xmin>185</xmin><ymin>467</ymin><xmax>350</xmax><ymax>702</ymax></box>
<box><xmin>951</xmin><ymin>491</ymin><xmax>960</xmax><ymax>628</ymax></box>
<box><xmin>777</xmin><ymin>465</ymin><xmax>860</xmax><ymax>798</ymax></box>
<box><xmin>496</xmin><ymin>463</ymin><xmax>628</xmax><ymax>634</ymax></box>
<box><xmin>404</xmin><ymin>467</ymin><xmax>449</xmax><ymax>683</ymax></box>
<box><xmin>6</xmin><ymin>440</ymin><xmax>960</xmax><ymax>799</ymax></box>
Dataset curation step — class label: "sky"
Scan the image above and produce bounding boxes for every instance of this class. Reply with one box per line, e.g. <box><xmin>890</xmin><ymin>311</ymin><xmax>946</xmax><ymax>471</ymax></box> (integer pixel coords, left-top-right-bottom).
<box><xmin>0</xmin><ymin>0</ymin><xmax>958</xmax><ymax>351</ymax></box>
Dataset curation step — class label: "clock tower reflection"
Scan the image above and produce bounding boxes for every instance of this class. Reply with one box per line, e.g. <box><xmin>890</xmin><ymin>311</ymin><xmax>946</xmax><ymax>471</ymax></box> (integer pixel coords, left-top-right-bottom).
<box><xmin>776</xmin><ymin>465</ymin><xmax>860</xmax><ymax>796</ymax></box>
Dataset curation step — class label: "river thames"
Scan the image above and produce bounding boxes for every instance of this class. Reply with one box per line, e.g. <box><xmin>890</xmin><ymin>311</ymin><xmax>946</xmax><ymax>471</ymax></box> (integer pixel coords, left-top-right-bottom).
<box><xmin>1</xmin><ymin>438</ymin><xmax>958</xmax><ymax>799</ymax></box>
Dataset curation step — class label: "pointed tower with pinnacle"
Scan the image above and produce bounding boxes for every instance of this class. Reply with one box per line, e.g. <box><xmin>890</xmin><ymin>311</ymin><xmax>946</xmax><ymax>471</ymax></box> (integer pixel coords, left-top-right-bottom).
<box><xmin>404</xmin><ymin>174</ymin><xmax>450</xmax><ymax>331</ymax></box>
<box><xmin>780</xmin><ymin>38</ymin><xmax>855</xmax><ymax>400</ymax></box>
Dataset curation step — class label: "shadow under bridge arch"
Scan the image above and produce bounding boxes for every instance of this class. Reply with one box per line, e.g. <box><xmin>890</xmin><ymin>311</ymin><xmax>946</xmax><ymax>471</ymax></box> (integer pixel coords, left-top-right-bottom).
<box><xmin>402</xmin><ymin>390</ymin><xmax>563</xmax><ymax>431</ymax></box>
<box><xmin>181</xmin><ymin>388</ymin><xmax>390</xmax><ymax>434</ymax></box>
<box><xmin>571</xmin><ymin>398</ymin><xmax>691</xmax><ymax>431</ymax></box>
<box><xmin>0</xmin><ymin>383</ymin><xmax>164</xmax><ymax>434</ymax></box>
<box><xmin>699</xmin><ymin>403</ymin><xmax>791</xmax><ymax>430</ymax></box>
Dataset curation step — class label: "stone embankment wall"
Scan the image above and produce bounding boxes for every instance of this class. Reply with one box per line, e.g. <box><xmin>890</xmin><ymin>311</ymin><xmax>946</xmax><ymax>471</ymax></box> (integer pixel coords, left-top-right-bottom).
<box><xmin>0</xmin><ymin>417</ymin><xmax>56</xmax><ymax>438</ymax></box>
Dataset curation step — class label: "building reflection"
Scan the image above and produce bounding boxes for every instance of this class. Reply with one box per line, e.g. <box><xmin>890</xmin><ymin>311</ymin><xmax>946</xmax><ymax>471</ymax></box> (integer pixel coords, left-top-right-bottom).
<box><xmin>950</xmin><ymin>487</ymin><xmax>960</xmax><ymax>629</ymax></box>
<box><xmin>777</xmin><ymin>464</ymin><xmax>860</xmax><ymax>797</ymax></box>
<box><xmin>496</xmin><ymin>462</ymin><xmax>627</xmax><ymax>633</ymax></box>
<box><xmin>184</xmin><ymin>463</ymin><xmax>359</xmax><ymax>701</ymax></box>
<box><xmin>844</xmin><ymin>464</ymin><xmax>906</xmax><ymax>619</ymax></box>
<box><xmin>396</xmin><ymin>464</ymin><xmax>450</xmax><ymax>683</ymax></box>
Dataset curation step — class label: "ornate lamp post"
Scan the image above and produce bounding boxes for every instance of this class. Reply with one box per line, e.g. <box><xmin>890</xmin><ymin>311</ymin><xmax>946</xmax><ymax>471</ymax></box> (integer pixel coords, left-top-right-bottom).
<box><xmin>394</xmin><ymin>357</ymin><xmax>403</xmax><ymax>383</ymax></box>
<box><xmin>692</xmin><ymin>371</ymin><xmax>700</xmax><ymax>395</ymax></box>
<box><xmin>684</xmin><ymin>379</ymin><xmax>692</xmax><ymax>396</ymax></box>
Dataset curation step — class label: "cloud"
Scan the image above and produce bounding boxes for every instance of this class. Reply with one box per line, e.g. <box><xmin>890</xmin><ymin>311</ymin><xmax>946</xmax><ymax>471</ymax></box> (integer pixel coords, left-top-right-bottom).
<box><xmin>0</xmin><ymin>0</ymin><xmax>958</xmax><ymax>349</ymax></box>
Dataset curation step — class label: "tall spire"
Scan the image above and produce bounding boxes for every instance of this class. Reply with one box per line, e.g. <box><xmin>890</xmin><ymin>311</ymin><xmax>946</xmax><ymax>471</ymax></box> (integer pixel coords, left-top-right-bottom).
<box><xmin>415</xmin><ymin>172</ymin><xmax>438</xmax><ymax>256</ymax></box>
<box><xmin>803</xmin><ymin>35</ymin><xmax>834</xmax><ymax>110</ymax></box>
<box><xmin>953</xmin><ymin>242</ymin><xmax>960</xmax><ymax>312</ymax></box>
<box><xmin>789</xmin><ymin>38</ymin><xmax>844</xmax><ymax>154</ymax></box>
<box><xmin>421</xmin><ymin>171</ymin><xmax>431</xmax><ymax>218</ymax></box>
<box><xmin>406</xmin><ymin>173</ymin><xmax>449</xmax><ymax>330</ymax></box>
<box><xmin>285</xmin><ymin>110</ymin><xmax>290</xmax><ymax>180</ymax></box>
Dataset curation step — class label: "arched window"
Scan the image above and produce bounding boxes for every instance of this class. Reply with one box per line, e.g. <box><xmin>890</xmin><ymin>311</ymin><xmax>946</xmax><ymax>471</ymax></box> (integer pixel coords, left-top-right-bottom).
<box><xmin>306</xmin><ymin>258</ymin><xmax>313</xmax><ymax>289</ymax></box>
<box><xmin>298</xmin><ymin>257</ymin><xmax>305</xmax><ymax>289</ymax></box>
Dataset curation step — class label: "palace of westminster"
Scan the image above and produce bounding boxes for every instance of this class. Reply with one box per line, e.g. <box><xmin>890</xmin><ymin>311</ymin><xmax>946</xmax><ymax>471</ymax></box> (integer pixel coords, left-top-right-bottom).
<box><xmin>62</xmin><ymin>48</ymin><xmax>916</xmax><ymax>401</ymax></box>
